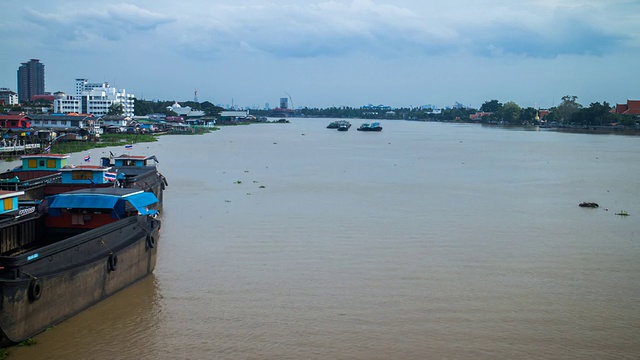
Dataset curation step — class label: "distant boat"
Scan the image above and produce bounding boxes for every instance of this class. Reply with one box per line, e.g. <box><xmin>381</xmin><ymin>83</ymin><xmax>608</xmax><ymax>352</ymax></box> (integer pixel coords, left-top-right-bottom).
<box><xmin>357</xmin><ymin>122</ymin><xmax>382</xmax><ymax>132</ymax></box>
<box><xmin>327</xmin><ymin>120</ymin><xmax>351</xmax><ymax>129</ymax></box>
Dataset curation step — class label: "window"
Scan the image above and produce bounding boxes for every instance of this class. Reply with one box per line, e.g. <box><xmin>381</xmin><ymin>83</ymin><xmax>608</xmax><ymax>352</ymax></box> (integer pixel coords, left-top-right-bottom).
<box><xmin>39</xmin><ymin>160</ymin><xmax>45</xmax><ymax>167</ymax></box>
<box><xmin>72</xmin><ymin>171</ymin><xmax>93</xmax><ymax>180</ymax></box>
<box><xmin>3</xmin><ymin>198</ymin><xmax>12</xmax><ymax>211</ymax></box>
<box><xmin>47</xmin><ymin>159</ymin><xmax>56</xmax><ymax>168</ymax></box>
<box><xmin>28</xmin><ymin>159</ymin><xmax>37</xmax><ymax>168</ymax></box>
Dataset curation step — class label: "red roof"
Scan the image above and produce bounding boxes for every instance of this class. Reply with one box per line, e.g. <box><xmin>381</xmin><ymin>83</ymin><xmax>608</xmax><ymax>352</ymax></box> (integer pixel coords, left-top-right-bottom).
<box><xmin>614</xmin><ymin>100</ymin><xmax>640</xmax><ymax>115</ymax></box>
<box><xmin>59</xmin><ymin>165</ymin><xmax>110</xmax><ymax>171</ymax></box>
<box><xmin>21</xmin><ymin>154</ymin><xmax>70</xmax><ymax>159</ymax></box>
<box><xmin>31</xmin><ymin>95</ymin><xmax>55</xmax><ymax>102</ymax></box>
<box><xmin>0</xmin><ymin>115</ymin><xmax>32</xmax><ymax>121</ymax></box>
<box><xmin>469</xmin><ymin>111</ymin><xmax>492</xmax><ymax>120</ymax></box>
<box><xmin>114</xmin><ymin>155</ymin><xmax>149</xmax><ymax>160</ymax></box>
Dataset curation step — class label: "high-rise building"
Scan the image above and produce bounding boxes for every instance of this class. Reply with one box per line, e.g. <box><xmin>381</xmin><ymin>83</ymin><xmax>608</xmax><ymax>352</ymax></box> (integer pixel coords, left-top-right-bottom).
<box><xmin>17</xmin><ymin>59</ymin><xmax>45</xmax><ymax>103</ymax></box>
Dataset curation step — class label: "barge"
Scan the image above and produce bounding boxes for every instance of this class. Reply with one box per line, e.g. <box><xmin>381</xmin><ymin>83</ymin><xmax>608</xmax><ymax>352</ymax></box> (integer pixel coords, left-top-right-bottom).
<box><xmin>0</xmin><ymin>188</ymin><xmax>161</xmax><ymax>346</ymax></box>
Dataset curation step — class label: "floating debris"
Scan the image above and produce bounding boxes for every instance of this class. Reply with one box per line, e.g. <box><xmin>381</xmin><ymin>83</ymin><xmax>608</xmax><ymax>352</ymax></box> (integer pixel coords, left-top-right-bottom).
<box><xmin>615</xmin><ymin>210</ymin><xmax>629</xmax><ymax>216</ymax></box>
<box><xmin>259</xmin><ymin>185</ymin><xmax>266</xmax><ymax>188</ymax></box>
<box><xmin>579</xmin><ymin>202</ymin><xmax>599</xmax><ymax>208</ymax></box>
<box><xmin>234</xmin><ymin>180</ymin><xmax>242</xmax><ymax>184</ymax></box>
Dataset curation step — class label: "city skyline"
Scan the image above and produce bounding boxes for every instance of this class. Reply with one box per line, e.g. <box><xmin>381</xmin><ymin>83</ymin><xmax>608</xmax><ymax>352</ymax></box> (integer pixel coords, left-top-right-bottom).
<box><xmin>1</xmin><ymin>1</ymin><xmax>639</xmax><ymax>110</ymax></box>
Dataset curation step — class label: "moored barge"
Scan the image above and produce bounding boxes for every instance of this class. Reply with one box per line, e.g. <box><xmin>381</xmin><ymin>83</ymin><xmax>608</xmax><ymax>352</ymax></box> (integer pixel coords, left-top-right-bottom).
<box><xmin>0</xmin><ymin>188</ymin><xmax>161</xmax><ymax>346</ymax></box>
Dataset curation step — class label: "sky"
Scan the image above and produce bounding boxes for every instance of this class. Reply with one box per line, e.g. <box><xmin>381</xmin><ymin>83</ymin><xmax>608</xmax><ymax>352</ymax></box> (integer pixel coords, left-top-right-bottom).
<box><xmin>1</xmin><ymin>0</ymin><xmax>639</xmax><ymax>110</ymax></box>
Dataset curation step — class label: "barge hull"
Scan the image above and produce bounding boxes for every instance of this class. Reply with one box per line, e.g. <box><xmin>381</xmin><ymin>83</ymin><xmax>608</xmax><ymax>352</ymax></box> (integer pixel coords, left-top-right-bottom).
<box><xmin>0</xmin><ymin>216</ymin><xmax>160</xmax><ymax>345</ymax></box>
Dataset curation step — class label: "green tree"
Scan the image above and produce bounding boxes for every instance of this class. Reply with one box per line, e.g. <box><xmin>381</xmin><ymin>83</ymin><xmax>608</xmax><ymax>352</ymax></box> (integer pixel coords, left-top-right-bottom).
<box><xmin>554</xmin><ymin>95</ymin><xmax>582</xmax><ymax>123</ymax></box>
<box><xmin>499</xmin><ymin>101</ymin><xmax>521</xmax><ymax>124</ymax></box>
<box><xmin>571</xmin><ymin>102</ymin><xmax>612</xmax><ymax>126</ymax></box>
<box><xmin>107</xmin><ymin>103</ymin><xmax>124</xmax><ymax>116</ymax></box>
<box><xmin>520</xmin><ymin>107</ymin><xmax>538</xmax><ymax>124</ymax></box>
<box><xmin>134</xmin><ymin>98</ymin><xmax>152</xmax><ymax>116</ymax></box>
<box><xmin>480</xmin><ymin>99</ymin><xmax>502</xmax><ymax>112</ymax></box>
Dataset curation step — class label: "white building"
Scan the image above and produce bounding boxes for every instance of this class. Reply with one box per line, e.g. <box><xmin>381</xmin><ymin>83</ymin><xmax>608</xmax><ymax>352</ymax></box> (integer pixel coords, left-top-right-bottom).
<box><xmin>53</xmin><ymin>79</ymin><xmax>135</xmax><ymax>117</ymax></box>
<box><xmin>0</xmin><ymin>88</ymin><xmax>18</xmax><ymax>105</ymax></box>
<box><xmin>166</xmin><ymin>102</ymin><xmax>205</xmax><ymax>117</ymax></box>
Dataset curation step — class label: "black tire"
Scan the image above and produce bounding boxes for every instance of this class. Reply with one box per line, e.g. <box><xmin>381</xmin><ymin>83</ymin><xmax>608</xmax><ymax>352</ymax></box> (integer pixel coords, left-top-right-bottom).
<box><xmin>108</xmin><ymin>254</ymin><xmax>118</xmax><ymax>272</ymax></box>
<box><xmin>29</xmin><ymin>279</ymin><xmax>42</xmax><ymax>301</ymax></box>
<box><xmin>146</xmin><ymin>234</ymin><xmax>155</xmax><ymax>249</ymax></box>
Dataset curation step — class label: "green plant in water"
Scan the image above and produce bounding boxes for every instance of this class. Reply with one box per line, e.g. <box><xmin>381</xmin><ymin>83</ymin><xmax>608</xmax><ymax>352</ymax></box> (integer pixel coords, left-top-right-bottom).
<box><xmin>0</xmin><ymin>348</ymin><xmax>7</xmax><ymax>360</ymax></box>
<box><xmin>18</xmin><ymin>338</ymin><xmax>37</xmax><ymax>346</ymax></box>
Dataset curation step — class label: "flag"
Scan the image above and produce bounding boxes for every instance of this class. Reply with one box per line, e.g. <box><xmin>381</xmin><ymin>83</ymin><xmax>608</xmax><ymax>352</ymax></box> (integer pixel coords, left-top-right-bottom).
<box><xmin>125</xmin><ymin>144</ymin><xmax>133</xmax><ymax>150</ymax></box>
<box><xmin>84</xmin><ymin>154</ymin><xmax>91</xmax><ymax>162</ymax></box>
<box><xmin>44</xmin><ymin>145</ymin><xmax>51</xmax><ymax>153</ymax></box>
<box><xmin>104</xmin><ymin>172</ymin><xmax>117</xmax><ymax>182</ymax></box>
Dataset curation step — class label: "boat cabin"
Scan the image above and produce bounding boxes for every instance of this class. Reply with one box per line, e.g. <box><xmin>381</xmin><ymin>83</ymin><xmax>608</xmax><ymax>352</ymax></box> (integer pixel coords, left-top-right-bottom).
<box><xmin>20</xmin><ymin>154</ymin><xmax>69</xmax><ymax>171</ymax></box>
<box><xmin>45</xmin><ymin>188</ymin><xmax>158</xmax><ymax>231</ymax></box>
<box><xmin>59</xmin><ymin>165</ymin><xmax>117</xmax><ymax>185</ymax></box>
<box><xmin>0</xmin><ymin>190</ymin><xmax>24</xmax><ymax>215</ymax></box>
<box><xmin>0</xmin><ymin>155</ymin><xmax>67</xmax><ymax>197</ymax></box>
<box><xmin>112</xmin><ymin>155</ymin><xmax>159</xmax><ymax>167</ymax></box>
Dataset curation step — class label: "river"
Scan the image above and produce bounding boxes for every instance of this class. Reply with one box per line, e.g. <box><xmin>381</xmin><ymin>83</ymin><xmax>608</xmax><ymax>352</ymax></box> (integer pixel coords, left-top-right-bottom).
<box><xmin>7</xmin><ymin>119</ymin><xmax>640</xmax><ymax>359</ymax></box>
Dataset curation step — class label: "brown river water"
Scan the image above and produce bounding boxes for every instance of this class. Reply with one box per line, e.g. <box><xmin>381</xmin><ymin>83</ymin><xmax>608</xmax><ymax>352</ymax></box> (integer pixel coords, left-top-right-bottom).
<box><xmin>6</xmin><ymin>119</ymin><xmax>640</xmax><ymax>359</ymax></box>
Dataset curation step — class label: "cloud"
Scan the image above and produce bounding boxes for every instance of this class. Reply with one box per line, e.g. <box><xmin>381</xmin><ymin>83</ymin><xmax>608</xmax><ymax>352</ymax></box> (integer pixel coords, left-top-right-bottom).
<box><xmin>157</xmin><ymin>0</ymin><xmax>633</xmax><ymax>61</ymax></box>
<box><xmin>24</xmin><ymin>3</ymin><xmax>174</xmax><ymax>44</ymax></box>
<box><xmin>463</xmin><ymin>7</ymin><xmax>630</xmax><ymax>58</ymax></box>
<box><xmin>13</xmin><ymin>1</ymin><xmax>634</xmax><ymax>60</ymax></box>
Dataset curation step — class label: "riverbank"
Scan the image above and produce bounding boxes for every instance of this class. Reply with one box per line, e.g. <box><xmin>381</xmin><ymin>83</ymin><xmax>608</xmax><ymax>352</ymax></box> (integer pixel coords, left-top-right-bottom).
<box><xmin>0</xmin><ymin>127</ymin><xmax>217</xmax><ymax>162</ymax></box>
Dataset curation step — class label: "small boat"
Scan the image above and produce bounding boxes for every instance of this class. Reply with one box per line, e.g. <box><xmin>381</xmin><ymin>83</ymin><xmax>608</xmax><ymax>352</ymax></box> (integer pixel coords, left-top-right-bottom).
<box><xmin>357</xmin><ymin>122</ymin><xmax>383</xmax><ymax>132</ymax></box>
<box><xmin>327</xmin><ymin>120</ymin><xmax>351</xmax><ymax>129</ymax></box>
<box><xmin>337</xmin><ymin>123</ymin><xmax>349</xmax><ymax>131</ymax></box>
<box><xmin>327</xmin><ymin>121</ymin><xmax>340</xmax><ymax>129</ymax></box>
<box><xmin>0</xmin><ymin>187</ymin><xmax>161</xmax><ymax>346</ymax></box>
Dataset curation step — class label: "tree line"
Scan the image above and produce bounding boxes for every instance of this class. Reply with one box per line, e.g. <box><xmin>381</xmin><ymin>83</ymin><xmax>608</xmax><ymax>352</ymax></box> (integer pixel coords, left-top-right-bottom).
<box><xmin>3</xmin><ymin>96</ymin><xmax>637</xmax><ymax>128</ymax></box>
<box><xmin>476</xmin><ymin>96</ymin><xmax>635</xmax><ymax>127</ymax></box>
<box><xmin>245</xmin><ymin>95</ymin><xmax>636</xmax><ymax>127</ymax></box>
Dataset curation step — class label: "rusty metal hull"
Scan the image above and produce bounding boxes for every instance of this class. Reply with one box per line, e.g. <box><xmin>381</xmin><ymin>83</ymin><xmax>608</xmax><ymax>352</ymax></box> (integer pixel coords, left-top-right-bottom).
<box><xmin>0</xmin><ymin>215</ymin><xmax>160</xmax><ymax>346</ymax></box>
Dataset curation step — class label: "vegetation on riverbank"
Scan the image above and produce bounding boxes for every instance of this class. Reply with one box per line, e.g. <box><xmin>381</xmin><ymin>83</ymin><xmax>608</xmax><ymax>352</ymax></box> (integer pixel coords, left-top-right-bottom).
<box><xmin>49</xmin><ymin>133</ymin><xmax>158</xmax><ymax>155</ymax></box>
<box><xmin>49</xmin><ymin>127</ymin><xmax>217</xmax><ymax>154</ymax></box>
<box><xmin>249</xmin><ymin>96</ymin><xmax>639</xmax><ymax>129</ymax></box>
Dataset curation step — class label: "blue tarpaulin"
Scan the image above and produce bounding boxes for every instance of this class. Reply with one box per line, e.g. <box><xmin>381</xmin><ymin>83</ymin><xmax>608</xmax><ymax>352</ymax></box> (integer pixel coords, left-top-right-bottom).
<box><xmin>48</xmin><ymin>191</ymin><xmax>158</xmax><ymax>216</ymax></box>
<box><xmin>124</xmin><ymin>192</ymin><xmax>158</xmax><ymax>215</ymax></box>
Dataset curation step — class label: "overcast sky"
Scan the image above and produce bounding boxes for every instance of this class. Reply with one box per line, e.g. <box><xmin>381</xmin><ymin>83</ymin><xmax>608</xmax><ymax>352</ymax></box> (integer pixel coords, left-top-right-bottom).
<box><xmin>1</xmin><ymin>0</ymin><xmax>638</xmax><ymax>109</ymax></box>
